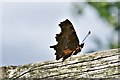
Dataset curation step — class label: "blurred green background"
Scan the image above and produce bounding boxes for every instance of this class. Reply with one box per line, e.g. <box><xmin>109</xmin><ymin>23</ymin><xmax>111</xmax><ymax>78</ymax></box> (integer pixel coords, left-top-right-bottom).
<box><xmin>71</xmin><ymin>1</ymin><xmax>119</xmax><ymax>52</ymax></box>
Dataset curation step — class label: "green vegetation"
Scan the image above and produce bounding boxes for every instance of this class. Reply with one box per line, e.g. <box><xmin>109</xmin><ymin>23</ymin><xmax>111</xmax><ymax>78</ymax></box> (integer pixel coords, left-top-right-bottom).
<box><xmin>71</xmin><ymin>1</ymin><xmax>119</xmax><ymax>52</ymax></box>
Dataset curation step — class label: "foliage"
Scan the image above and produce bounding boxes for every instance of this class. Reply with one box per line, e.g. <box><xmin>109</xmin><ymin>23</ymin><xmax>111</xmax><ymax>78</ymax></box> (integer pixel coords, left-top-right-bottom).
<box><xmin>71</xmin><ymin>1</ymin><xmax>119</xmax><ymax>52</ymax></box>
<box><xmin>88</xmin><ymin>2</ymin><xmax>119</xmax><ymax>31</ymax></box>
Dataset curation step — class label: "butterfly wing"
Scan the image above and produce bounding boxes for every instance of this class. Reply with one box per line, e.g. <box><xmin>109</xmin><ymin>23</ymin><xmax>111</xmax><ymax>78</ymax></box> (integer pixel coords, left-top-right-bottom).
<box><xmin>50</xmin><ymin>19</ymin><xmax>81</xmax><ymax>61</ymax></box>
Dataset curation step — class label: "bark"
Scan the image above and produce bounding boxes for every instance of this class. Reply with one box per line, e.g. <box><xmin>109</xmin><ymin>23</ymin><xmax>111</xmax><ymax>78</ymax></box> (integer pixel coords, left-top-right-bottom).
<box><xmin>0</xmin><ymin>48</ymin><xmax>119</xmax><ymax>80</ymax></box>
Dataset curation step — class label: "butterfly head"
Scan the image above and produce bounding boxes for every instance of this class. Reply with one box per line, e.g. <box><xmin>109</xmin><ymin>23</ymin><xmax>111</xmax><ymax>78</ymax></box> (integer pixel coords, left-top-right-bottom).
<box><xmin>80</xmin><ymin>43</ymin><xmax>84</xmax><ymax>49</ymax></box>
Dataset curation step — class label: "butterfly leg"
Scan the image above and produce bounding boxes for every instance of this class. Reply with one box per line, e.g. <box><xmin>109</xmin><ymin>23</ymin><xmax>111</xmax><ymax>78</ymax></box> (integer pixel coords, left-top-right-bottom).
<box><xmin>69</xmin><ymin>51</ymin><xmax>75</xmax><ymax>61</ymax></box>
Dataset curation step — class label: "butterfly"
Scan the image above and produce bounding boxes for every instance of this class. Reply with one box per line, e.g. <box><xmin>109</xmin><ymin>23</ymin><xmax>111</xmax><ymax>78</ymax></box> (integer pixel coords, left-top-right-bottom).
<box><xmin>50</xmin><ymin>19</ymin><xmax>91</xmax><ymax>62</ymax></box>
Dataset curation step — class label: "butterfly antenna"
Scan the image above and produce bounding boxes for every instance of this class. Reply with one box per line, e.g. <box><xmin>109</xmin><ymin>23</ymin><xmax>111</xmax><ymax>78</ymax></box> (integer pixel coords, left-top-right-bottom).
<box><xmin>82</xmin><ymin>31</ymin><xmax>91</xmax><ymax>43</ymax></box>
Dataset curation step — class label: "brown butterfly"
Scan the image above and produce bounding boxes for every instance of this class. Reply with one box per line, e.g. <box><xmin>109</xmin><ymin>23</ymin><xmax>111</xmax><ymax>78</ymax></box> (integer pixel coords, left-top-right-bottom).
<box><xmin>50</xmin><ymin>19</ymin><xmax>91</xmax><ymax>62</ymax></box>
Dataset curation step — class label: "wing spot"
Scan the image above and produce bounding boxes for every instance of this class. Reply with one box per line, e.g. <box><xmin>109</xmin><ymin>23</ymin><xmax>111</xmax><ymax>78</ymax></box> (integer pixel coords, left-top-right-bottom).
<box><xmin>63</xmin><ymin>49</ymin><xmax>73</xmax><ymax>55</ymax></box>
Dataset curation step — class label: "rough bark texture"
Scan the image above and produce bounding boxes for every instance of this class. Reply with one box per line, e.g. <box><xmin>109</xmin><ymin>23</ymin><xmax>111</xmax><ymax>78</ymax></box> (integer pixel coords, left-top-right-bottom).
<box><xmin>0</xmin><ymin>48</ymin><xmax>120</xmax><ymax>80</ymax></box>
